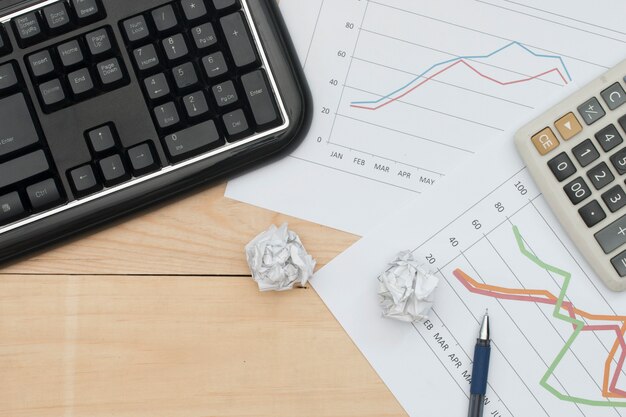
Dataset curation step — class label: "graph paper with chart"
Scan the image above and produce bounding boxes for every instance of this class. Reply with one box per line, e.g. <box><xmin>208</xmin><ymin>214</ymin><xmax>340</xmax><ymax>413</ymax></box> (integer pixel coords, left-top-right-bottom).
<box><xmin>312</xmin><ymin>141</ymin><xmax>626</xmax><ymax>416</ymax></box>
<box><xmin>227</xmin><ymin>0</ymin><xmax>626</xmax><ymax>234</ymax></box>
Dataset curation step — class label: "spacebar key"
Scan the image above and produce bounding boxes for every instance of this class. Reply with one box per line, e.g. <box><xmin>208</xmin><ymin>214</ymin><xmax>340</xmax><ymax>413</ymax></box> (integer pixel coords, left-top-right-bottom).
<box><xmin>0</xmin><ymin>150</ymin><xmax>49</xmax><ymax>189</ymax></box>
<box><xmin>163</xmin><ymin>121</ymin><xmax>222</xmax><ymax>162</ymax></box>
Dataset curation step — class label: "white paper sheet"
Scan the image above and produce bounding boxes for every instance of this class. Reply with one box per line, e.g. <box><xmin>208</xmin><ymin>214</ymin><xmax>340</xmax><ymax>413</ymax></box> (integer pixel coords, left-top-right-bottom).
<box><xmin>228</xmin><ymin>0</ymin><xmax>626</xmax><ymax>234</ymax></box>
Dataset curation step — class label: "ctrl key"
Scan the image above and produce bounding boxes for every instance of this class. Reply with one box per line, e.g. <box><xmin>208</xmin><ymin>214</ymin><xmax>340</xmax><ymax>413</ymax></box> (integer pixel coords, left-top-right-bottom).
<box><xmin>27</xmin><ymin>178</ymin><xmax>64</xmax><ymax>212</ymax></box>
<box><xmin>0</xmin><ymin>192</ymin><xmax>25</xmax><ymax>226</ymax></box>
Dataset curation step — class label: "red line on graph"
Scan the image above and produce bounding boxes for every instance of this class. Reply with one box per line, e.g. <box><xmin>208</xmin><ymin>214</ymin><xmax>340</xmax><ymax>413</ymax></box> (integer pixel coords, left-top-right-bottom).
<box><xmin>350</xmin><ymin>59</ymin><xmax>568</xmax><ymax>111</ymax></box>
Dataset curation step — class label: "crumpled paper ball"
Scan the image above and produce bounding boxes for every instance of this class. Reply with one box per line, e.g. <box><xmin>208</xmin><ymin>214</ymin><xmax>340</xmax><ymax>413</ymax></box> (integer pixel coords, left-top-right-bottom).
<box><xmin>245</xmin><ymin>223</ymin><xmax>316</xmax><ymax>291</ymax></box>
<box><xmin>377</xmin><ymin>250</ymin><xmax>439</xmax><ymax>323</ymax></box>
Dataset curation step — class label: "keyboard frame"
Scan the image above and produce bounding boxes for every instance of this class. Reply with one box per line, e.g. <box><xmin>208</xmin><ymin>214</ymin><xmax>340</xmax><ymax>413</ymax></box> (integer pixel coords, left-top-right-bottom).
<box><xmin>0</xmin><ymin>0</ymin><xmax>310</xmax><ymax>263</ymax></box>
<box><xmin>515</xmin><ymin>58</ymin><xmax>626</xmax><ymax>292</ymax></box>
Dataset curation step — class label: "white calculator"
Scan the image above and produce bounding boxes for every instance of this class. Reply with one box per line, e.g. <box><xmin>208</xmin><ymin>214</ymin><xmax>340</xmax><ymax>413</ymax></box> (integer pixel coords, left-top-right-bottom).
<box><xmin>516</xmin><ymin>58</ymin><xmax>626</xmax><ymax>292</ymax></box>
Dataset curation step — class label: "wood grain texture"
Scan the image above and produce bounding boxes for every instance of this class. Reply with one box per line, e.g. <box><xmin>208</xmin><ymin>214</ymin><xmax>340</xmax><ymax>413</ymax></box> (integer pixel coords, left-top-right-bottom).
<box><xmin>0</xmin><ymin>275</ymin><xmax>405</xmax><ymax>417</ymax></box>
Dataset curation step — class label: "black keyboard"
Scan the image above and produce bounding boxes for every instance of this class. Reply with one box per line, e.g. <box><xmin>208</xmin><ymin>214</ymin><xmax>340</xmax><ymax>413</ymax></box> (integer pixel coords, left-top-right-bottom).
<box><xmin>0</xmin><ymin>0</ymin><xmax>308</xmax><ymax>263</ymax></box>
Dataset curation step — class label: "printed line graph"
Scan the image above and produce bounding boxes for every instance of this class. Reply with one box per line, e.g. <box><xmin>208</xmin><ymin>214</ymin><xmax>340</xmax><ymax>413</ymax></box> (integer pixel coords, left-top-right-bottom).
<box><xmin>454</xmin><ymin>225</ymin><xmax>626</xmax><ymax>406</ymax></box>
<box><xmin>350</xmin><ymin>41</ymin><xmax>572</xmax><ymax>111</ymax></box>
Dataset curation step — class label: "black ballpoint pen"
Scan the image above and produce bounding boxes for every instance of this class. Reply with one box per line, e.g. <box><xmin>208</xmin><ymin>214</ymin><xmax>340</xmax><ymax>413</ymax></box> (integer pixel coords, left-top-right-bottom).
<box><xmin>468</xmin><ymin>310</ymin><xmax>491</xmax><ymax>417</ymax></box>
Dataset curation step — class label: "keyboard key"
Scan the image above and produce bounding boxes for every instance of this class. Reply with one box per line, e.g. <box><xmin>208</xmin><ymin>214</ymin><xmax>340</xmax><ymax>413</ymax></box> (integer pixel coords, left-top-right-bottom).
<box><xmin>220</xmin><ymin>12</ymin><xmax>257</xmax><ymax>68</ymax></box>
<box><xmin>601</xmin><ymin>83</ymin><xmax>626</xmax><ymax>111</ymax></box>
<box><xmin>57</xmin><ymin>40</ymin><xmax>84</xmax><ymax>68</ymax></box>
<box><xmin>39</xmin><ymin>79</ymin><xmax>66</xmax><ymax>107</ymax></box>
<box><xmin>69</xmin><ymin>164</ymin><xmax>100</xmax><ymax>197</ymax></box>
<box><xmin>554</xmin><ymin>112</ymin><xmax>582</xmax><ymax>141</ymax></box>
<box><xmin>163</xmin><ymin>120</ymin><xmax>221</xmax><ymax>161</ymax></box>
<box><xmin>0</xmin><ymin>192</ymin><xmax>25</xmax><ymax>226</ymax></box>
<box><xmin>564</xmin><ymin>177</ymin><xmax>591</xmax><ymax>205</ymax></box>
<box><xmin>595</xmin><ymin>213</ymin><xmax>626</xmax><ymax>254</ymax></box>
<box><xmin>0</xmin><ymin>27</ymin><xmax>11</xmax><ymax>57</ymax></box>
<box><xmin>595</xmin><ymin>124</ymin><xmax>623</xmax><ymax>152</ymax></box>
<box><xmin>572</xmin><ymin>139</ymin><xmax>599</xmax><ymax>167</ymax></box>
<box><xmin>223</xmin><ymin>109</ymin><xmax>249</xmax><ymax>138</ymax></box>
<box><xmin>28</xmin><ymin>50</ymin><xmax>55</xmax><ymax>78</ymax></box>
<box><xmin>183</xmin><ymin>91</ymin><xmax>209</xmax><ymax>118</ymax></box>
<box><xmin>0</xmin><ymin>62</ymin><xmax>19</xmax><ymax>93</ymax></box>
<box><xmin>172</xmin><ymin>62</ymin><xmax>198</xmax><ymax>90</ymax></box>
<box><xmin>127</xmin><ymin>143</ymin><xmax>158</xmax><ymax>176</ymax></box>
<box><xmin>13</xmin><ymin>12</ymin><xmax>43</xmax><ymax>46</ymax></box>
<box><xmin>162</xmin><ymin>34</ymin><xmax>189</xmax><ymax>61</ymax></box>
<box><xmin>133</xmin><ymin>44</ymin><xmax>160</xmax><ymax>71</ymax></box>
<box><xmin>602</xmin><ymin>185</ymin><xmax>626</xmax><ymax>213</ymax></box>
<box><xmin>144</xmin><ymin>73</ymin><xmax>170</xmax><ymax>100</ymax></box>
<box><xmin>578</xmin><ymin>97</ymin><xmax>605</xmax><ymax>125</ymax></box>
<box><xmin>191</xmin><ymin>23</ymin><xmax>217</xmax><ymax>50</ymax></box>
<box><xmin>71</xmin><ymin>0</ymin><xmax>102</xmax><ymax>23</ymax></box>
<box><xmin>587</xmin><ymin>162</ymin><xmax>614</xmax><ymax>190</ymax></box>
<box><xmin>152</xmin><ymin>5</ymin><xmax>178</xmax><ymax>32</ymax></box>
<box><xmin>27</xmin><ymin>178</ymin><xmax>63</xmax><ymax>211</ymax></box>
<box><xmin>85</xmin><ymin>28</ymin><xmax>112</xmax><ymax>56</ymax></box>
<box><xmin>43</xmin><ymin>2</ymin><xmax>72</xmax><ymax>32</ymax></box>
<box><xmin>122</xmin><ymin>15</ymin><xmax>151</xmax><ymax>43</ymax></box>
<box><xmin>0</xmin><ymin>150</ymin><xmax>49</xmax><ymax>189</ymax></box>
<box><xmin>0</xmin><ymin>93</ymin><xmax>40</xmax><ymax>157</ymax></box>
<box><xmin>610</xmin><ymin>148</ymin><xmax>626</xmax><ymax>175</ymax></box>
<box><xmin>87</xmin><ymin>125</ymin><xmax>116</xmax><ymax>153</ymax></box>
<box><xmin>548</xmin><ymin>152</ymin><xmax>576</xmax><ymax>182</ymax></box>
<box><xmin>241</xmin><ymin>70</ymin><xmax>279</xmax><ymax>127</ymax></box>
<box><xmin>611</xmin><ymin>250</ymin><xmax>626</xmax><ymax>277</ymax></box>
<box><xmin>96</xmin><ymin>58</ymin><xmax>125</xmax><ymax>87</ymax></box>
<box><xmin>212</xmin><ymin>0</ymin><xmax>238</xmax><ymax>10</ymax></box>
<box><xmin>67</xmin><ymin>68</ymin><xmax>94</xmax><ymax>96</ymax></box>
<box><xmin>531</xmin><ymin>127</ymin><xmax>559</xmax><ymax>156</ymax></box>
<box><xmin>181</xmin><ymin>0</ymin><xmax>208</xmax><ymax>20</ymax></box>
<box><xmin>99</xmin><ymin>154</ymin><xmax>129</xmax><ymax>186</ymax></box>
<box><xmin>202</xmin><ymin>52</ymin><xmax>228</xmax><ymax>78</ymax></box>
<box><xmin>212</xmin><ymin>80</ymin><xmax>238</xmax><ymax>107</ymax></box>
<box><xmin>579</xmin><ymin>200</ymin><xmax>606</xmax><ymax>228</ymax></box>
<box><xmin>154</xmin><ymin>102</ymin><xmax>180</xmax><ymax>129</ymax></box>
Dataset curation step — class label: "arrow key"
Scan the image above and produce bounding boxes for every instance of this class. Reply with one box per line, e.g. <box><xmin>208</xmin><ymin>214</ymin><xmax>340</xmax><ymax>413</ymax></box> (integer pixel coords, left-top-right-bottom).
<box><xmin>127</xmin><ymin>142</ymin><xmax>159</xmax><ymax>176</ymax></box>
<box><xmin>98</xmin><ymin>154</ymin><xmax>129</xmax><ymax>187</ymax></box>
<box><xmin>69</xmin><ymin>164</ymin><xmax>101</xmax><ymax>197</ymax></box>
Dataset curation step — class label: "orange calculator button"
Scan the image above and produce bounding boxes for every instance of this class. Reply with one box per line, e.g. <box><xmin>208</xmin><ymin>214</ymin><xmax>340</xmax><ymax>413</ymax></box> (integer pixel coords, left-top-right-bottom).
<box><xmin>531</xmin><ymin>127</ymin><xmax>560</xmax><ymax>155</ymax></box>
<box><xmin>555</xmin><ymin>112</ymin><xmax>583</xmax><ymax>140</ymax></box>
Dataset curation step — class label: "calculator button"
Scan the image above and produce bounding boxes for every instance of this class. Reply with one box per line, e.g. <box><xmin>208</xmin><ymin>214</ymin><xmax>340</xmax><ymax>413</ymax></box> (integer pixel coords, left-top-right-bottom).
<box><xmin>554</xmin><ymin>112</ymin><xmax>582</xmax><ymax>140</ymax></box>
<box><xmin>572</xmin><ymin>139</ymin><xmax>600</xmax><ymax>167</ymax></box>
<box><xmin>152</xmin><ymin>5</ymin><xmax>178</xmax><ymax>32</ymax></box>
<box><xmin>579</xmin><ymin>200</ymin><xmax>606</xmax><ymax>228</ymax></box>
<box><xmin>13</xmin><ymin>12</ymin><xmax>43</xmax><ymax>46</ymax></box>
<box><xmin>144</xmin><ymin>73</ymin><xmax>170</xmax><ymax>100</ymax></box>
<box><xmin>202</xmin><ymin>52</ymin><xmax>228</xmax><ymax>78</ymax></box>
<box><xmin>548</xmin><ymin>152</ymin><xmax>576</xmax><ymax>182</ymax></box>
<box><xmin>183</xmin><ymin>91</ymin><xmax>209</xmax><ymax>118</ymax></box>
<box><xmin>69</xmin><ymin>164</ymin><xmax>101</xmax><ymax>197</ymax></box>
<box><xmin>43</xmin><ymin>2</ymin><xmax>71</xmax><ymax>32</ymax></box>
<box><xmin>57</xmin><ymin>40</ymin><xmax>84</xmax><ymax>68</ymax></box>
<box><xmin>0</xmin><ymin>62</ymin><xmax>19</xmax><ymax>93</ymax></box>
<box><xmin>595</xmin><ymin>124</ymin><xmax>623</xmax><ymax>153</ymax></box>
<box><xmin>587</xmin><ymin>162</ymin><xmax>615</xmax><ymax>190</ymax></box>
<box><xmin>181</xmin><ymin>0</ymin><xmax>208</xmax><ymax>20</ymax></box>
<box><xmin>123</xmin><ymin>16</ymin><xmax>151</xmax><ymax>43</ymax></box>
<box><xmin>564</xmin><ymin>177</ymin><xmax>591</xmax><ymax>205</ymax></box>
<box><xmin>595</xmin><ymin>213</ymin><xmax>626</xmax><ymax>254</ymax></box>
<box><xmin>28</xmin><ymin>50</ymin><xmax>55</xmax><ymax>78</ymax></box>
<box><xmin>172</xmin><ymin>62</ymin><xmax>198</xmax><ymax>90</ymax></box>
<box><xmin>578</xmin><ymin>97</ymin><xmax>606</xmax><ymax>125</ymax></box>
<box><xmin>601</xmin><ymin>83</ymin><xmax>626</xmax><ymax>111</ymax></box>
<box><xmin>99</xmin><ymin>154</ymin><xmax>129</xmax><ymax>187</ymax></box>
<box><xmin>133</xmin><ymin>45</ymin><xmax>160</xmax><ymax>72</ymax></box>
<box><xmin>191</xmin><ymin>23</ymin><xmax>217</xmax><ymax>50</ymax></box>
<box><xmin>620</xmin><ymin>115</ymin><xmax>626</xmax><ymax>135</ymax></box>
<box><xmin>162</xmin><ymin>34</ymin><xmax>189</xmax><ymax>61</ymax></box>
<box><xmin>154</xmin><ymin>102</ymin><xmax>180</xmax><ymax>129</ymax></box>
<box><xmin>221</xmin><ymin>12</ymin><xmax>258</xmax><ymax>68</ymax></box>
<box><xmin>85</xmin><ymin>28</ymin><xmax>112</xmax><ymax>57</ymax></box>
<box><xmin>610</xmin><ymin>148</ymin><xmax>626</xmax><ymax>175</ymax></box>
<box><xmin>611</xmin><ymin>250</ymin><xmax>626</xmax><ymax>277</ymax></box>
<box><xmin>531</xmin><ymin>127</ymin><xmax>559</xmax><ymax>156</ymax></box>
<box><xmin>602</xmin><ymin>185</ymin><xmax>626</xmax><ymax>213</ymax></box>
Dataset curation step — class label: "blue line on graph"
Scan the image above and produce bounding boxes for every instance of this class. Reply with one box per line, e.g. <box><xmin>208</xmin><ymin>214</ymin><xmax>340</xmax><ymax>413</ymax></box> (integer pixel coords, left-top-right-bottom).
<box><xmin>350</xmin><ymin>41</ymin><xmax>572</xmax><ymax>106</ymax></box>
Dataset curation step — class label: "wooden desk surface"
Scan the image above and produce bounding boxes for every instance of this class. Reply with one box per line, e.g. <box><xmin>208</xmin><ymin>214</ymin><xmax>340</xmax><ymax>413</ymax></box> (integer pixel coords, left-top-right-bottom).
<box><xmin>0</xmin><ymin>182</ymin><xmax>407</xmax><ymax>417</ymax></box>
